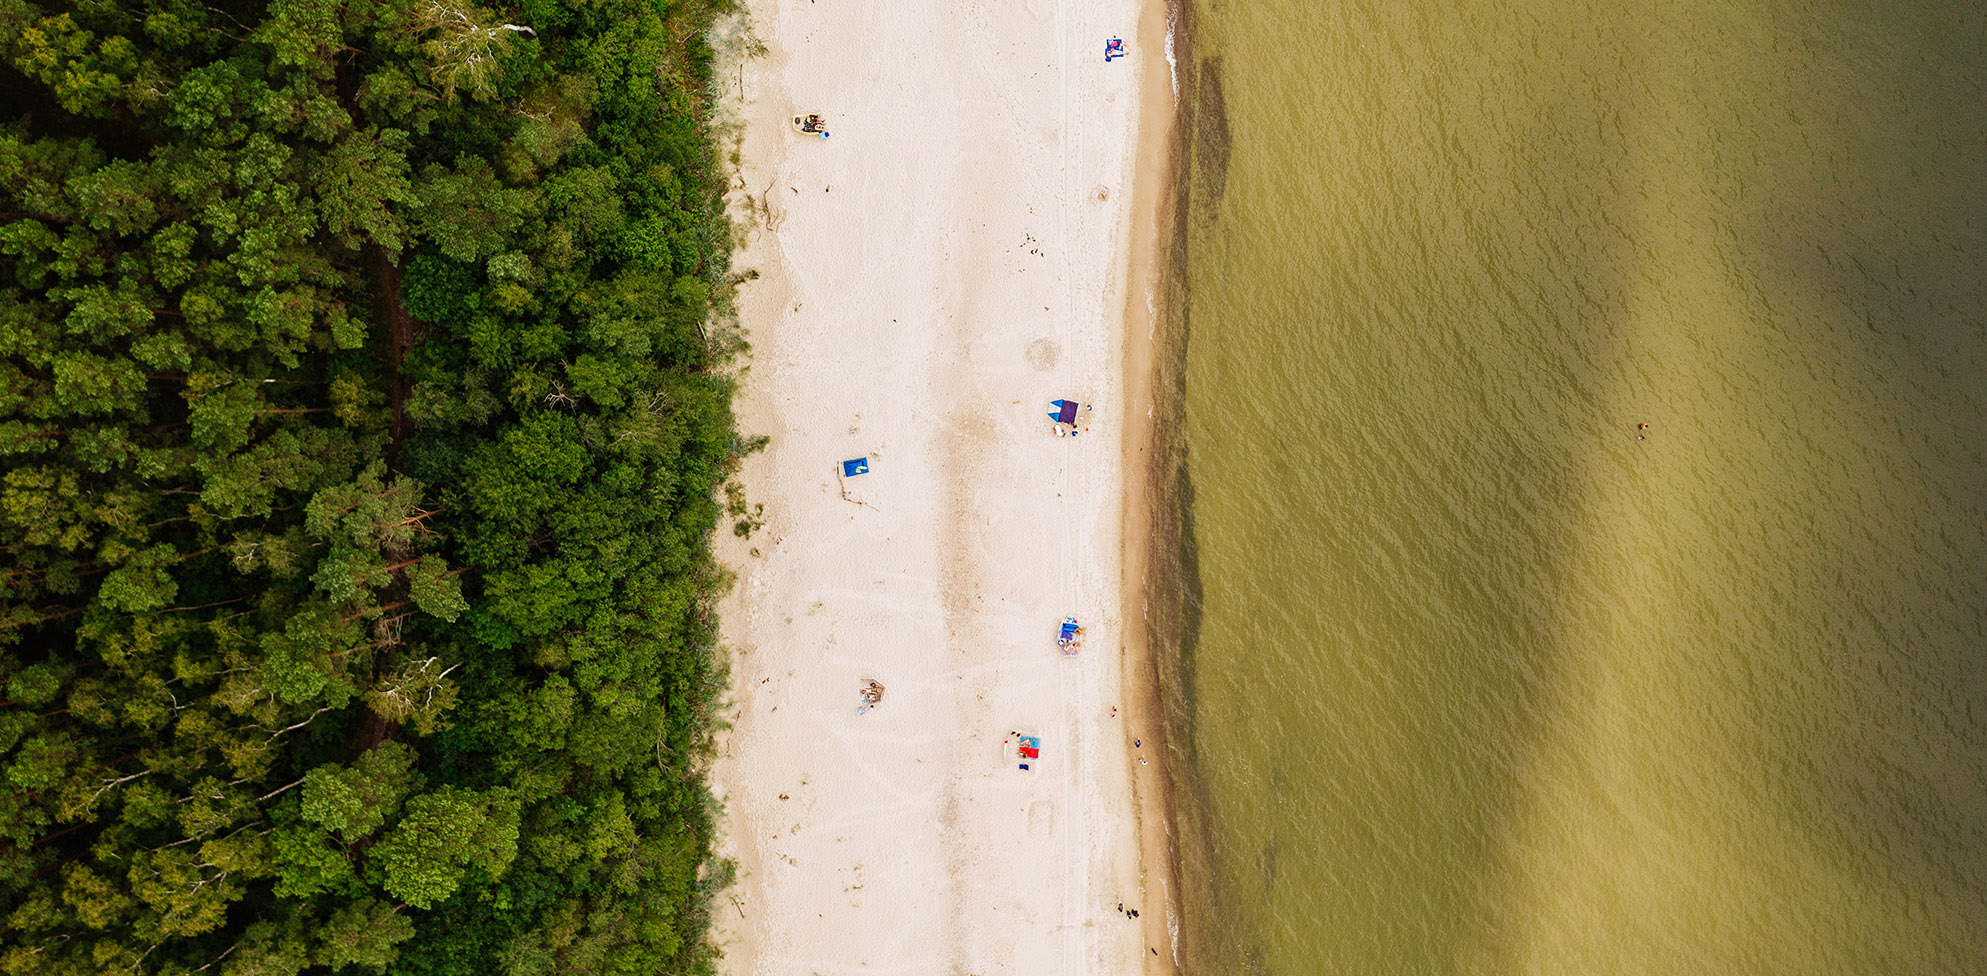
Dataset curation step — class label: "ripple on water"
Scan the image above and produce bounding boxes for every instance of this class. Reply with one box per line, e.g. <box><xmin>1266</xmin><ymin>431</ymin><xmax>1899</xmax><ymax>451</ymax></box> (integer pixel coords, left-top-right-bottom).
<box><xmin>1171</xmin><ymin>0</ymin><xmax>1987</xmax><ymax>972</ymax></box>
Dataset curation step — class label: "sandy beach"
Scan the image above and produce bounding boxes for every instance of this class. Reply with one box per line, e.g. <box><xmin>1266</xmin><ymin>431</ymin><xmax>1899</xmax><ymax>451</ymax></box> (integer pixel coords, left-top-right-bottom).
<box><xmin>710</xmin><ymin>0</ymin><xmax>1179</xmax><ymax>971</ymax></box>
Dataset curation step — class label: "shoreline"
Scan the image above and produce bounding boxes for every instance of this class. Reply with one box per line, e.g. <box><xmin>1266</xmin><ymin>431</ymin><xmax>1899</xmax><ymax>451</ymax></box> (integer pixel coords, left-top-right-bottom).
<box><xmin>1117</xmin><ymin>0</ymin><xmax>1190</xmax><ymax>971</ymax></box>
<box><xmin>708</xmin><ymin>0</ymin><xmax>1186</xmax><ymax>970</ymax></box>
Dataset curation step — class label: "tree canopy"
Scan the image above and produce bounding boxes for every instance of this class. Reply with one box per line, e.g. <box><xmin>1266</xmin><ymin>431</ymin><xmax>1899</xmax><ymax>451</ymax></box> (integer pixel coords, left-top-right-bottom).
<box><xmin>0</xmin><ymin>0</ymin><xmax>741</xmax><ymax>972</ymax></box>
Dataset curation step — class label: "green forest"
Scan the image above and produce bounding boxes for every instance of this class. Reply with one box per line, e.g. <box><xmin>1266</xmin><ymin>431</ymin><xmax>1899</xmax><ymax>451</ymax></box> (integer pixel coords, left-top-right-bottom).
<box><xmin>0</xmin><ymin>0</ymin><xmax>742</xmax><ymax>973</ymax></box>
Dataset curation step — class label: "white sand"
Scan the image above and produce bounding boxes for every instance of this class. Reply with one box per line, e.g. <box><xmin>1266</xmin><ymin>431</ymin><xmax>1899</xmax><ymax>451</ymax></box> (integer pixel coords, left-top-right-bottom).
<box><xmin>710</xmin><ymin>0</ymin><xmax>1176</xmax><ymax>972</ymax></box>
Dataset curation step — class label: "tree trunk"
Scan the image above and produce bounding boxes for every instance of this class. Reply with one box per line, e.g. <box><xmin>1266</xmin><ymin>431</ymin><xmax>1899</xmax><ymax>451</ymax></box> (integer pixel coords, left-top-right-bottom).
<box><xmin>363</xmin><ymin>244</ymin><xmax>417</xmax><ymax>465</ymax></box>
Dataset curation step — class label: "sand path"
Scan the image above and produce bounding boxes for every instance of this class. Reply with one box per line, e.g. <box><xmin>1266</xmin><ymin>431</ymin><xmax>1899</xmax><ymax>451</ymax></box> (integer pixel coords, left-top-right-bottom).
<box><xmin>711</xmin><ymin>0</ymin><xmax>1174</xmax><ymax>971</ymax></box>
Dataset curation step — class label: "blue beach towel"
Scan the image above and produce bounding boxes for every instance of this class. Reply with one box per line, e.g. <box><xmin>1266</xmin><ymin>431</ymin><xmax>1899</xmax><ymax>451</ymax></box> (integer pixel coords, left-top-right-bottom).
<box><xmin>842</xmin><ymin>457</ymin><xmax>869</xmax><ymax>477</ymax></box>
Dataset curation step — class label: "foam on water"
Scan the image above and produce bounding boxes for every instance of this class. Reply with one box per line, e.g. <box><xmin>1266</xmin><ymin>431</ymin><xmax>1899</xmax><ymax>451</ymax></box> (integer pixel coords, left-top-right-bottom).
<box><xmin>1163</xmin><ymin>9</ymin><xmax>1177</xmax><ymax>100</ymax></box>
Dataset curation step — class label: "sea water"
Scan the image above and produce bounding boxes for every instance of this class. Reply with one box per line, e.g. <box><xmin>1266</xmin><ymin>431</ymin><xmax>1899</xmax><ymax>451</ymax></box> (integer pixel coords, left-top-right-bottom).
<box><xmin>1168</xmin><ymin>1</ymin><xmax>1987</xmax><ymax>972</ymax></box>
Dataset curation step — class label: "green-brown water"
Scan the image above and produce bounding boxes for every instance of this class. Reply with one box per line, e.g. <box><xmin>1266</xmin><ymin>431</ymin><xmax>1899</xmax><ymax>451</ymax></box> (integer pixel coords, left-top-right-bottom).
<box><xmin>1168</xmin><ymin>1</ymin><xmax>1987</xmax><ymax>973</ymax></box>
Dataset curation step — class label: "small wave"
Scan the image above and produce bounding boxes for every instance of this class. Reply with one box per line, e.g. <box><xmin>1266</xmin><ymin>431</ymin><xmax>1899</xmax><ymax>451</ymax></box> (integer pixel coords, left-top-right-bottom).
<box><xmin>1165</xmin><ymin>10</ymin><xmax>1179</xmax><ymax>101</ymax></box>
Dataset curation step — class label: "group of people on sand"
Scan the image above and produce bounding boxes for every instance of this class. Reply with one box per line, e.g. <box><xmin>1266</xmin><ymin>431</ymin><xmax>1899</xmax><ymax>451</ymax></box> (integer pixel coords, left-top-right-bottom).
<box><xmin>855</xmin><ymin>678</ymin><xmax>885</xmax><ymax>713</ymax></box>
<box><xmin>1054</xmin><ymin>402</ymin><xmax>1094</xmax><ymax>437</ymax></box>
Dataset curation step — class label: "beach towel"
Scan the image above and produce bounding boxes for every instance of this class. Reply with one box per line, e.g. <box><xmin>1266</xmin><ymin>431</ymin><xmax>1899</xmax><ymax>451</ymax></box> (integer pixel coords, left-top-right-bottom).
<box><xmin>1050</xmin><ymin>400</ymin><xmax>1079</xmax><ymax>425</ymax></box>
<box><xmin>842</xmin><ymin>457</ymin><xmax>869</xmax><ymax>477</ymax></box>
<box><xmin>1012</xmin><ymin>732</ymin><xmax>1043</xmax><ymax>770</ymax></box>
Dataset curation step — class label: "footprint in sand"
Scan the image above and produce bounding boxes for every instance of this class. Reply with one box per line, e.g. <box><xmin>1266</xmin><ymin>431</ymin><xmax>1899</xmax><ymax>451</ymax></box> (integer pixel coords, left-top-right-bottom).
<box><xmin>1026</xmin><ymin>337</ymin><xmax>1060</xmax><ymax>370</ymax></box>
